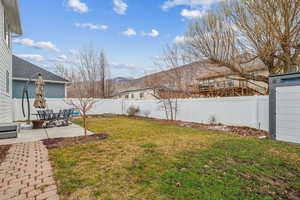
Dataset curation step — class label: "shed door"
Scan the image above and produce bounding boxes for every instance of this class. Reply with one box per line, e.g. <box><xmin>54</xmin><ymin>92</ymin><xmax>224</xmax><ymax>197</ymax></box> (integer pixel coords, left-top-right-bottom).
<box><xmin>276</xmin><ymin>85</ymin><xmax>300</xmax><ymax>143</ymax></box>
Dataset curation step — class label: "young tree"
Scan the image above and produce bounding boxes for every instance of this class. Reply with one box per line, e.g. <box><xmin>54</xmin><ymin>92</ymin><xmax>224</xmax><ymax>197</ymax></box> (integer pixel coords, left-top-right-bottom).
<box><xmin>66</xmin><ymin>76</ymin><xmax>96</xmax><ymax>136</ymax></box>
<box><xmin>146</xmin><ymin>44</ymin><xmax>192</xmax><ymax>120</ymax></box>
<box><xmin>65</xmin><ymin>46</ymin><xmax>100</xmax><ymax>136</ymax></box>
<box><xmin>184</xmin><ymin>0</ymin><xmax>300</xmax><ymax>84</ymax></box>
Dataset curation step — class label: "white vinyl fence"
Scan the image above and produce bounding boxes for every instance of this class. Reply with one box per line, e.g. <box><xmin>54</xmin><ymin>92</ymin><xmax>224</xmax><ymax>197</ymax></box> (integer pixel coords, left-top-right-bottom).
<box><xmin>12</xmin><ymin>96</ymin><xmax>269</xmax><ymax>131</ymax></box>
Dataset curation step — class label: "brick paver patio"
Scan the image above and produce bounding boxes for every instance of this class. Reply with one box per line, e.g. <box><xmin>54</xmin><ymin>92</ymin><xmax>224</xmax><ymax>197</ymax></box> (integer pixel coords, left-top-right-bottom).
<box><xmin>0</xmin><ymin>141</ymin><xmax>59</xmax><ymax>200</ymax></box>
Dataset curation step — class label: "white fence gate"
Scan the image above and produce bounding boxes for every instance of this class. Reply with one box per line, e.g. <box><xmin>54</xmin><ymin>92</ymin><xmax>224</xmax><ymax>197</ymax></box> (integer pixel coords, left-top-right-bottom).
<box><xmin>12</xmin><ymin>96</ymin><xmax>269</xmax><ymax>131</ymax></box>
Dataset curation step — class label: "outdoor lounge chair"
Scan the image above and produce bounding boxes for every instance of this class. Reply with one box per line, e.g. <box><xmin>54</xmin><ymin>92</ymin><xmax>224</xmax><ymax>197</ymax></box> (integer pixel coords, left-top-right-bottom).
<box><xmin>35</xmin><ymin>108</ymin><xmax>75</xmax><ymax>128</ymax></box>
<box><xmin>36</xmin><ymin>110</ymin><xmax>57</xmax><ymax>128</ymax></box>
<box><xmin>55</xmin><ymin>108</ymin><xmax>74</xmax><ymax>126</ymax></box>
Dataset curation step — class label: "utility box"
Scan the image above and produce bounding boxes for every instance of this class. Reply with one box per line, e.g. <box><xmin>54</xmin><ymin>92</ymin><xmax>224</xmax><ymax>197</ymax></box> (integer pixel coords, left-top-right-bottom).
<box><xmin>269</xmin><ymin>72</ymin><xmax>300</xmax><ymax>143</ymax></box>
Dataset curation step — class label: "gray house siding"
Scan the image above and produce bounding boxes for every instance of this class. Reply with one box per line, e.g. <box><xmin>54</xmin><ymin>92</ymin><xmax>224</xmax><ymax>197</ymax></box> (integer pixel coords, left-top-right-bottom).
<box><xmin>13</xmin><ymin>80</ymin><xmax>65</xmax><ymax>98</ymax></box>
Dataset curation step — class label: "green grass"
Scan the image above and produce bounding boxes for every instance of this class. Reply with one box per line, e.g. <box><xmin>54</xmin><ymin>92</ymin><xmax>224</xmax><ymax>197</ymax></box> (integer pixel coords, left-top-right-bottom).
<box><xmin>48</xmin><ymin>116</ymin><xmax>300</xmax><ymax>200</ymax></box>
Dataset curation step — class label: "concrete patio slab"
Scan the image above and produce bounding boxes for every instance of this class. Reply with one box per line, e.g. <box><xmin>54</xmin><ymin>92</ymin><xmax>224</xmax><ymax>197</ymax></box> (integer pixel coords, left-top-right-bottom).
<box><xmin>0</xmin><ymin>124</ymin><xmax>93</xmax><ymax>145</ymax></box>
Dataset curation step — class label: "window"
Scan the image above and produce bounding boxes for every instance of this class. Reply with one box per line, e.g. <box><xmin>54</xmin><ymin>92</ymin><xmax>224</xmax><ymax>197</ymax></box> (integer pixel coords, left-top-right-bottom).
<box><xmin>6</xmin><ymin>71</ymin><xmax>9</xmax><ymax>94</ymax></box>
<box><xmin>131</xmin><ymin>94</ymin><xmax>134</xmax><ymax>99</ymax></box>
<box><xmin>140</xmin><ymin>93</ymin><xmax>144</xmax><ymax>99</ymax></box>
<box><xmin>125</xmin><ymin>95</ymin><xmax>129</xmax><ymax>99</ymax></box>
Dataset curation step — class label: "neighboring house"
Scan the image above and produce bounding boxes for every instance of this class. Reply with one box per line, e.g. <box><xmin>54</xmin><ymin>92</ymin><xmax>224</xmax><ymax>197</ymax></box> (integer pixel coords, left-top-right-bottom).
<box><xmin>0</xmin><ymin>0</ymin><xmax>22</xmax><ymax>123</ymax></box>
<box><xmin>118</xmin><ymin>88</ymin><xmax>154</xmax><ymax>100</ymax></box>
<box><xmin>189</xmin><ymin>63</ymin><xmax>269</xmax><ymax>97</ymax></box>
<box><xmin>117</xmin><ymin>87</ymin><xmax>189</xmax><ymax>100</ymax></box>
<box><xmin>12</xmin><ymin>55</ymin><xmax>70</xmax><ymax>98</ymax></box>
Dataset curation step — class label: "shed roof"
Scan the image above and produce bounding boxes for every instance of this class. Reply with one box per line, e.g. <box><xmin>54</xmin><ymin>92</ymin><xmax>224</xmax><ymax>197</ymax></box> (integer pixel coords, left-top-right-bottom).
<box><xmin>12</xmin><ymin>55</ymin><xmax>69</xmax><ymax>83</ymax></box>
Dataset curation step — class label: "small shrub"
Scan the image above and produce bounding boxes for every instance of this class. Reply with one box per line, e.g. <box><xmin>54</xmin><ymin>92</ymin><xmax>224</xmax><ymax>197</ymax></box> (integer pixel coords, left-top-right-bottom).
<box><xmin>143</xmin><ymin>110</ymin><xmax>151</xmax><ymax>117</ymax></box>
<box><xmin>127</xmin><ymin>106</ymin><xmax>140</xmax><ymax>116</ymax></box>
<box><xmin>208</xmin><ymin>115</ymin><xmax>217</xmax><ymax>124</ymax></box>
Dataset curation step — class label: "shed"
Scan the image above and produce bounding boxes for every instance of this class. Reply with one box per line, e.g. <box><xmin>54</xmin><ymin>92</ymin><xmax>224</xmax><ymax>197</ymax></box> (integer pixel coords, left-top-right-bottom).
<box><xmin>12</xmin><ymin>55</ymin><xmax>70</xmax><ymax>98</ymax></box>
<box><xmin>269</xmin><ymin>72</ymin><xmax>300</xmax><ymax>143</ymax></box>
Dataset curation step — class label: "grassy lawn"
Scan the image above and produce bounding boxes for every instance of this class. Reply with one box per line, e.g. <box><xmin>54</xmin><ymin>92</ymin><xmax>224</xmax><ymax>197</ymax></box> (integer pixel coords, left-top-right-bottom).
<box><xmin>48</xmin><ymin>116</ymin><xmax>300</xmax><ymax>200</ymax></box>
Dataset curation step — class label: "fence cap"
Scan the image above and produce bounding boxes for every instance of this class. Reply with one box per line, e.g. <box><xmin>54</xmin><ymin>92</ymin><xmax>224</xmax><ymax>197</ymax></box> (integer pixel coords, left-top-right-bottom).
<box><xmin>269</xmin><ymin>71</ymin><xmax>300</xmax><ymax>78</ymax></box>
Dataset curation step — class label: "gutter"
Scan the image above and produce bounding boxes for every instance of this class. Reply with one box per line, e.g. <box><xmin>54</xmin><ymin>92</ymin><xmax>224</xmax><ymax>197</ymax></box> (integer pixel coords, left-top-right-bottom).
<box><xmin>12</xmin><ymin>77</ymin><xmax>69</xmax><ymax>84</ymax></box>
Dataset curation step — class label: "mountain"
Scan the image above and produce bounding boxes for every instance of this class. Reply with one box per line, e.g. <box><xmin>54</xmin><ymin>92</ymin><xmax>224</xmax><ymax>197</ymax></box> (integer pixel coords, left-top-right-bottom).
<box><xmin>111</xmin><ymin>77</ymin><xmax>134</xmax><ymax>82</ymax></box>
<box><xmin>111</xmin><ymin>61</ymin><xmax>208</xmax><ymax>94</ymax></box>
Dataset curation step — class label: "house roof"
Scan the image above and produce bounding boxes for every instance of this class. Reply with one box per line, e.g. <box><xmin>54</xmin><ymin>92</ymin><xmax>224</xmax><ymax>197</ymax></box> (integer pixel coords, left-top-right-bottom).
<box><xmin>12</xmin><ymin>55</ymin><xmax>69</xmax><ymax>83</ymax></box>
<box><xmin>1</xmin><ymin>0</ymin><xmax>22</xmax><ymax>35</ymax></box>
<box><xmin>119</xmin><ymin>88</ymin><xmax>152</xmax><ymax>94</ymax></box>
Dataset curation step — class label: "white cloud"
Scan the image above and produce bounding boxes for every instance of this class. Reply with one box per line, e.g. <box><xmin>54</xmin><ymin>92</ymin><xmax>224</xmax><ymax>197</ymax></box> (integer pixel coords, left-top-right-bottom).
<box><xmin>16</xmin><ymin>54</ymin><xmax>44</xmax><ymax>62</ymax></box>
<box><xmin>143</xmin><ymin>29</ymin><xmax>160</xmax><ymax>37</ymax></box>
<box><xmin>69</xmin><ymin>49</ymin><xmax>80</xmax><ymax>55</ymax></box>
<box><xmin>75</xmin><ymin>23</ymin><xmax>108</xmax><ymax>30</ymax></box>
<box><xmin>173</xmin><ymin>35</ymin><xmax>193</xmax><ymax>44</ymax></box>
<box><xmin>58</xmin><ymin>54</ymin><xmax>68</xmax><ymax>61</ymax></box>
<box><xmin>174</xmin><ymin>35</ymin><xmax>186</xmax><ymax>43</ymax></box>
<box><xmin>162</xmin><ymin>0</ymin><xmax>225</xmax><ymax>10</ymax></box>
<box><xmin>49</xmin><ymin>54</ymin><xmax>79</xmax><ymax>64</ymax></box>
<box><xmin>180</xmin><ymin>9</ymin><xmax>205</xmax><ymax>19</ymax></box>
<box><xmin>67</xmin><ymin>0</ymin><xmax>89</xmax><ymax>13</ymax></box>
<box><xmin>113</xmin><ymin>0</ymin><xmax>128</xmax><ymax>15</ymax></box>
<box><xmin>112</xmin><ymin>63</ymin><xmax>137</xmax><ymax>69</ymax></box>
<box><xmin>13</xmin><ymin>38</ymin><xmax>60</xmax><ymax>52</ymax></box>
<box><xmin>123</xmin><ymin>28</ymin><xmax>136</xmax><ymax>36</ymax></box>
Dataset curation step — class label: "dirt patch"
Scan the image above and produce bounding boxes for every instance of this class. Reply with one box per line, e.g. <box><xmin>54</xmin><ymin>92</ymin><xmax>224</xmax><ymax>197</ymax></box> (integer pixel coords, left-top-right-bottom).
<box><xmin>94</xmin><ymin>114</ymin><xmax>268</xmax><ymax>138</ymax></box>
<box><xmin>259</xmin><ymin>176</ymin><xmax>300</xmax><ymax>200</ymax></box>
<box><xmin>0</xmin><ymin>145</ymin><xmax>11</xmax><ymax>164</ymax></box>
<box><xmin>268</xmin><ymin>147</ymin><xmax>300</xmax><ymax>162</ymax></box>
<box><xmin>42</xmin><ymin>133</ymin><xmax>109</xmax><ymax>149</ymax></box>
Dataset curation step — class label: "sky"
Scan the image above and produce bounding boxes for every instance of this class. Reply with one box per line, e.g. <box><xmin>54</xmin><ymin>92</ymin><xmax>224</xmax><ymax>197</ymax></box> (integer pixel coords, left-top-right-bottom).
<box><xmin>13</xmin><ymin>0</ymin><xmax>224</xmax><ymax>78</ymax></box>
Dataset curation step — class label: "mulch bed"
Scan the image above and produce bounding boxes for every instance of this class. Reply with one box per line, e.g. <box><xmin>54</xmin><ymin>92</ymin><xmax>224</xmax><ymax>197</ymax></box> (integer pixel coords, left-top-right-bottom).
<box><xmin>42</xmin><ymin>133</ymin><xmax>109</xmax><ymax>150</ymax></box>
<box><xmin>0</xmin><ymin>145</ymin><xmax>11</xmax><ymax>164</ymax></box>
<box><xmin>95</xmin><ymin>114</ymin><xmax>268</xmax><ymax>138</ymax></box>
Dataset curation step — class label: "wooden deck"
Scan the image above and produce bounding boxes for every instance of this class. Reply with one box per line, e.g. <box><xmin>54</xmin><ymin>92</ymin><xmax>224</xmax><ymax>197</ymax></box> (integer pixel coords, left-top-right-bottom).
<box><xmin>189</xmin><ymin>80</ymin><xmax>267</xmax><ymax>97</ymax></box>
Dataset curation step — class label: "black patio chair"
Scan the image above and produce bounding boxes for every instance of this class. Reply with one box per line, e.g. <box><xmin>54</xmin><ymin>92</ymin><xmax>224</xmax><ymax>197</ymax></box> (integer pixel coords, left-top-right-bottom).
<box><xmin>57</xmin><ymin>108</ymin><xmax>73</xmax><ymax>126</ymax></box>
<box><xmin>37</xmin><ymin>110</ymin><xmax>46</xmax><ymax>121</ymax></box>
<box><xmin>65</xmin><ymin>108</ymin><xmax>74</xmax><ymax>125</ymax></box>
<box><xmin>44</xmin><ymin>109</ymin><xmax>57</xmax><ymax>128</ymax></box>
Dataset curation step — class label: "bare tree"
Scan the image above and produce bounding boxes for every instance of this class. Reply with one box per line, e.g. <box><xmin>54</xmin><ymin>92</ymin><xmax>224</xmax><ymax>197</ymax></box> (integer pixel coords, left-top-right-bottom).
<box><xmin>76</xmin><ymin>45</ymin><xmax>101</xmax><ymax>98</ymax></box>
<box><xmin>99</xmin><ymin>50</ymin><xmax>115</xmax><ymax>98</ymax></box>
<box><xmin>66</xmin><ymin>74</ymin><xmax>96</xmax><ymax>136</ymax></box>
<box><xmin>146</xmin><ymin>44</ymin><xmax>192</xmax><ymax>120</ymax></box>
<box><xmin>67</xmin><ymin>46</ymin><xmax>114</xmax><ymax>98</ymax></box>
<box><xmin>54</xmin><ymin>63</ymin><xmax>69</xmax><ymax>80</ymax></box>
<box><xmin>185</xmin><ymin>0</ymin><xmax>300</xmax><ymax>83</ymax></box>
<box><xmin>65</xmin><ymin>46</ymin><xmax>101</xmax><ymax>136</ymax></box>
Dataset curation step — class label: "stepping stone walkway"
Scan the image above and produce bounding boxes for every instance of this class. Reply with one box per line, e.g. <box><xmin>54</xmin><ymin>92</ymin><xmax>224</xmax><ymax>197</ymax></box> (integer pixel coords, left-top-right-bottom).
<box><xmin>0</xmin><ymin>141</ymin><xmax>59</xmax><ymax>200</ymax></box>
